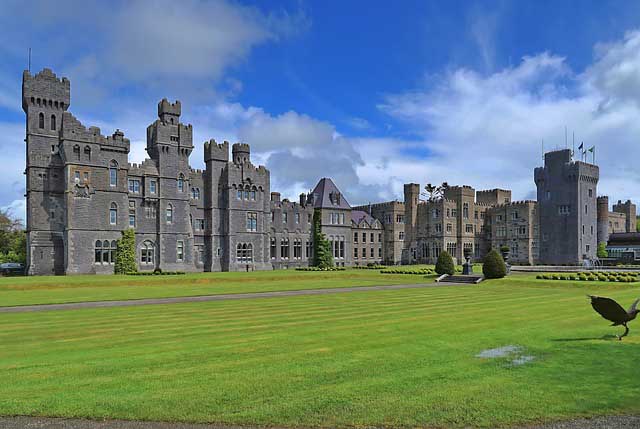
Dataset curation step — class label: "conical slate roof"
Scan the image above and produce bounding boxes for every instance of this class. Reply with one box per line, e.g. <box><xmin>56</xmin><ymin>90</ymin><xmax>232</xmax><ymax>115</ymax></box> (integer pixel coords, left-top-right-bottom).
<box><xmin>310</xmin><ymin>178</ymin><xmax>351</xmax><ymax>210</ymax></box>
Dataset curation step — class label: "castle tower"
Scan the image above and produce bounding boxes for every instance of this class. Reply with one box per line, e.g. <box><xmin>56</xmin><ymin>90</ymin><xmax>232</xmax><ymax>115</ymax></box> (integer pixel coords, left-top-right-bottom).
<box><xmin>203</xmin><ymin>140</ymin><xmax>229</xmax><ymax>272</ymax></box>
<box><xmin>534</xmin><ymin>149</ymin><xmax>599</xmax><ymax>264</ymax></box>
<box><xmin>613</xmin><ymin>200</ymin><xmax>637</xmax><ymax>233</ymax></box>
<box><xmin>145</xmin><ymin>99</ymin><xmax>194</xmax><ymax>271</ymax></box>
<box><xmin>597</xmin><ymin>196</ymin><xmax>609</xmax><ymax>245</ymax></box>
<box><xmin>22</xmin><ymin>69</ymin><xmax>70</xmax><ymax>275</ymax></box>
<box><xmin>402</xmin><ymin>183</ymin><xmax>420</xmax><ymax>263</ymax></box>
<box><xmin>232</xmin><ymin>143</ymin><xmax>251</xmax><ymax>164</ymax></box>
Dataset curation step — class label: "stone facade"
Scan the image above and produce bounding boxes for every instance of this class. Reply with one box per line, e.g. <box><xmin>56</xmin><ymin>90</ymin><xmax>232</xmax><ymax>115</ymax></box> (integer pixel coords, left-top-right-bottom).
<box><xmin>535</xmin><ymin>149</ymin><xmax>599</xmax><ymax>264</ymax></box>
<box><xmin>22</xmin><ymin>68</ymin><xmax>638</xmax><ymax>274</ymax></box>
<box><xmin>352</xmin><ymin>202</ymin><xmax>404</xmax><ymax>265</ymax></box>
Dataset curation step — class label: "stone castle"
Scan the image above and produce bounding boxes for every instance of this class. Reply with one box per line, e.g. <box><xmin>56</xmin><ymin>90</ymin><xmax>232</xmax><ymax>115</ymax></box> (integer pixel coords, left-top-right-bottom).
<box><xmin>22</xmin><ymin>69</ymin><xmax>637</xmax><ymax>275</ymax></box>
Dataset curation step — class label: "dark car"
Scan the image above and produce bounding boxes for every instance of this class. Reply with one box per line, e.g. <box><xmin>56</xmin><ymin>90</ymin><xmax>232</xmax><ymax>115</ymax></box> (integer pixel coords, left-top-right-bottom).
<box><xmin>0</xmin><ymin>263</ymin><xmax>25</xmax><ymax>276</ymax></box>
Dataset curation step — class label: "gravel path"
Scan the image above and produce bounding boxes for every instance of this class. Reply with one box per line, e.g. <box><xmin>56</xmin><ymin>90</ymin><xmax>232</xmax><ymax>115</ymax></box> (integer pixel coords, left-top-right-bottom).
<box><xmin>1</xmin><ymin>415</ymin><xmax>639</xmax><ymax>429</ymax></box>
<box><xmin>0</xmin><ymin>282</ymin><xmax>466</xmax><ymax>314</ymax></box>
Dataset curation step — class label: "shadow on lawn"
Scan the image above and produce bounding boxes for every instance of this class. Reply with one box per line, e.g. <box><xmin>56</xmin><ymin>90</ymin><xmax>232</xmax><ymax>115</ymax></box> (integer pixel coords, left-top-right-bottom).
<box><xmin>551</xmin><ymin>334</ymin><xmax>619</xmax><ymax>342</ymax></box>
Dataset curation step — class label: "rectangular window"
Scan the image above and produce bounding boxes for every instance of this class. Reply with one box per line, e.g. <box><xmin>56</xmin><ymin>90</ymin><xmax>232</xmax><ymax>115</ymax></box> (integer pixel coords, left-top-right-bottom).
<box><xmin>511</xmin><ymin>211</ymin><xmax>518</xmax><ymax>220</ymax></box>
<box><xmin>362</xmin><ymin>248</ymin><xmax>367</xmax><ymax>259</ymax></box>
<box><xmin>378</xmin><ymin>247</ymin><xmax>382</xmax><ymax>258</ymax></box>
<box><xmin>589</xmin><ymin>189</ymin><xmax>593</xmax><ymax>198</ymax></box>
<box><xmin>128</xmin><ymin>179</ymin><xmax>140</xmax><ymax>193</ymax></box>
<box><xmin>466</xmin><ymin>224</ymin><xmax>473</xmax><ymax>233</ymax></box>
<box><xmin>378</xmin><ymin>233</ymin><xmax>382</xmax><ymax>242</ymax></box>
<box><xmin>446</xmin><ymin>223</ymin><xmax>452</xmax><ymax>233</ymax></box>
<box><xmin>83</xmin><ymin>172</ymin><xmax>89</xmax><ymax>182</ymax></box>
<box><xmin>399</xmin><ymin>231</ymin><xmax>405</xmax><ymax>240</ymax></box>
<box><xmin>177</xmin><ymin>241</ymin><xmax>184</xmax><ymax>262</ymax></box>
<box><xmin>247</xmin><ymin>212</ymin><xmax>258</xmax><ymax>232</ymax></box>
<box><xmin>74</xmin><ymin>171</ymin><xmax>80</xmax><ymax>183</ymax></box>
<box><xmin>282</xmin><ymin>212</ymin><xmax>288</xmax><ymax>223</ymax></box>
<box><xmin>129</xmin><ymin>214</ymin><xmax>135</xmax><ymax>227</ymax></box>
<box><xmin>295</xmin><ymin>213</ymin><xmax>300</xmax><ymax>224</ymax></box>
<box><xmin>237</xmin><ymin>190</ymin><xmax>243</xmax><ymax>200</ymax></box>
<box><xmin>149</xmin><ymin>180</ymin><xmax>157</xmax><ymax>194</ymax></box>
<box><xmin>354</xmin><ymin>247</ymin><xmax>358</xmax><ymax>258</ymax></box>
<box><xmin>370</xmin><ymin>233</ymin><xmax>374</xmax><ymax>242</ymax></box>
<box><xmin>354</xmin><ymin>232</ymin><xmax>358</xmax><ymax>243</ymax></box>
<box><xmin>195</xmin><ymin>219</ymin><xmax>205</xmax><ymax>231</ymax></box>
<box><xmin>396</xmin><ymin>214</ymin><xmax>404</xmax><ymax>223</ymax></box>
<box><xmin>339</xmin><ymin>240</ymin><xmax>344</xmax><ymax>258</ymax></box>
<box><xmin>109</xmin><ymin>168</ymin><xmax>117</xmax><ymax>187</ymax></box>
<box><xmin>558</xmin><ymin>205</ymin><xmax>571</xmax><ymax>215</ymax></box>
<box><xmin>362</xmin><ymin>233</ymin><xmax>366</xmax><ymax>243</ymax></box>
<box><xmin>370</xmin><ymin>247</ymin><xmax>374</xmax><ymax>258</ymax></box>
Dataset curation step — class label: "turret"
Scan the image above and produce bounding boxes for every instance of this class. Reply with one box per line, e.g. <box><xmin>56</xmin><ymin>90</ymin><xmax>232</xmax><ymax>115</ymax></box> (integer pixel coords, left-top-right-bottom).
<box><xmin>204</xmin><ymin>139</ymin><xmax>229</xmax><ymax>163</ymax></box>
<box><xmin>158</xmin><ymin>98</ymin><xmax>181</xmax><ymax>124</ymax></box>
<box><xmin>232</xmin><ymin>143</ymin><xmax>251</xmax><ymax>164</ymax></box>
<box><xmin>597</xmin><ymin>196</ymin><xmax>609</xmax><ymax>245</ymax></box>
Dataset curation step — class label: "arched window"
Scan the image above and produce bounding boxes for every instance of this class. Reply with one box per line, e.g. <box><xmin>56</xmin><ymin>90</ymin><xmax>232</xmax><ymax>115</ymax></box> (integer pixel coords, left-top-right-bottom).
<box><xmin>73</xmin><ymin>145</ymin><xmax>80</xmax><ymax>161</ymax></box>
<box><xmin>109</xmin><ymin>203</ymin><xmax>117</xmax><ymax>225</ymax></box>
<box><xmin>236</xmin><ymin>243</ymin><xmax>253</xmax><ymax>263</ymax></box>
<box><xmin>250</xmin><ymin>187</ymin><xmax>256</xmax><ymax>201</ymax></box>
<box><xmin>101</xmin><ymin>240</ymin><xmax>110</xmax><ymax>263</ymax></box>
<box><xmin>141</xmin><ymin>240</ymin><xmax>155</xmax><ymax>265</ymax></box>
<box><xmin>270</xmin><ymin>237</ymin><xmax>276</xmax><ymax>259</ymax></box>
<box><xmin>244</xmin><ymin>185</ymin><xmax>249</xmax><ymax>201</ymax></box>
<box><xmin>38</xmin><ymin>112</ymin><xmax>44</xmax><ymax>128</ymax></box>
<box><xmin>166</xmin><ymin>204</ymin><xmax>173</xmax><ymax>223</ymax></box>
<box><xmin>95</xmin><ymin>240</ymin><xmax>102</xmax><ymax>263</ymax></box>
<box><xmin>110</xmin><ymin>240</ymin><xmax>117</xmax><ymax>263</ymax></box>
<box><xmin>109</xmin><ymin>160</ymin><xmax>118</xmax><ymax>187</ymax></box>
<box><xmin>50</xmin><ymin>114</ymin><xmax>56</xmax><ymax>130</ymax></box>
<box><xmin>177</xmin><ymin>174</ymin><xmax>185</xmax><ymax>192</ymax></box>
<box><xmin>84</xmin><ymin>146</ymin><xmax>91</xmax><ymax>160</ymax></box>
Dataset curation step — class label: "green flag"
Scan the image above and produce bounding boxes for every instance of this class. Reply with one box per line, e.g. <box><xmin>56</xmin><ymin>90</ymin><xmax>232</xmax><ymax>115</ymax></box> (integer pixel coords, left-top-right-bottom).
<box><xmin>588</xmin><ymin>146</ymin><xmax>595</xmax><ymax>153</ymax></box>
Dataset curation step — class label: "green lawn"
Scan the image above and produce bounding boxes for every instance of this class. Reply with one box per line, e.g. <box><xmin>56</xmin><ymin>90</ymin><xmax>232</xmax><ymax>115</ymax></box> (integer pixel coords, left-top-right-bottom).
<box><xmin>1</xmin><ymin>272</ymin><xmax>639</xmax><ymax>428</ymax></box>
<box><xmin>0</xmin><ymin>268</ymin><xmax>438</xmax><ymax>307</ymax></box>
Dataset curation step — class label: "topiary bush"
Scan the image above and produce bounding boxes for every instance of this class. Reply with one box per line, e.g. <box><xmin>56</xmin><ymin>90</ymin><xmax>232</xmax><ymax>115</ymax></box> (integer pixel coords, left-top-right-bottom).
<box><xmin>114</xmin><ymin>229</ymin><xmax>137</xmax><ymax>274</ymax></box>
<box><xmin>483</xmin><ymin>249</ymin><xmax>507</xmax><ymax>279</ymax></box>
<box><xmin>435</xmin><ymin>251</ymin><xmax>455</xmax><ymax>275</ymax></box>
<box><xmin>312</xmin><ymin>209</ymin><xmax>334</xmax><ymax>269</ymax></box>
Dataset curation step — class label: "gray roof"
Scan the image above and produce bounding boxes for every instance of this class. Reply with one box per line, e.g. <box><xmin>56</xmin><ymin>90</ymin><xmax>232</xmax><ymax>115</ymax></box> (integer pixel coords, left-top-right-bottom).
<box><xmin>310</xmin><ymin>177</ymin><xmax>351</xmax><ymax>210</ymax></box>
<box><xmin>351</xmin><ymin>210</ymin><xmax>377</xmax><ymax>226</ymax></box>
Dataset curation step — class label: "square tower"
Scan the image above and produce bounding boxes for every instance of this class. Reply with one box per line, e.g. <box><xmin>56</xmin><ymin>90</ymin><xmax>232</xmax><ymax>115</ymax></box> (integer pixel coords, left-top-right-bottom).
<box><xmin>534</xmin><ymin>149</ymin><xmax>599</xmax><ymax>264</ymax></box>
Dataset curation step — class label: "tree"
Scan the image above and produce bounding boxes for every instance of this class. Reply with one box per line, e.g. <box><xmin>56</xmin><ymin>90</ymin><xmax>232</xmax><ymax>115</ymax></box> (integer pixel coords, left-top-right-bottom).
<box><xmin>483</xmin><ymin>249</ymin><xmax>507</xmax><ymax>279</ymax></box>
<box><xmin>114</xmin><ymin>229</ymin><xmax>137</xmax><ymax>274</ymax></box>
<box><xmin>597</xmin><ymin>242</ymin><xmax>608</xmax><ymax>259</ymax></box>
<box><xmin>435</xmin><ymin>250</ymin><xmax>455</xmax><ymax>275</ymax></box>
<box><xmin>0</xmin><ymin>209</ymin><xmax>26</xmax><ymax>264</ymax></box>
<box><xmin>312</xmin><ymin>209</ymin><xmax>334</xmax><ymax>269</ymax></box>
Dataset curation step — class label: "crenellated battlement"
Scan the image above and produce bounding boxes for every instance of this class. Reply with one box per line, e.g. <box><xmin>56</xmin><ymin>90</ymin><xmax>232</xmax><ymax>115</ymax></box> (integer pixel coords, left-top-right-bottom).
<box><xmin>22</xmin><ymin>68</ymin><xmax>70</xmax><ymax>112</ymax></box>
<box><xmin>61</xmin><ymin>112</ymin><xmax>130</xmax><ymax>149</ymax></box>
<box><xmin>204</xmin><ymin>139</ymin><xmax>229</xmax><ymax>162</ymax></box>
<box><xmin>158</xmin><ymin>98</ymin><xmax>181</xmax><ymax>121</ymax></box>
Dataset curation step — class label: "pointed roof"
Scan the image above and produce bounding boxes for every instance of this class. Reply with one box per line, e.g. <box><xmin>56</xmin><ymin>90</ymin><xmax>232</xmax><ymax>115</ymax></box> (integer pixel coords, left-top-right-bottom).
<box><xmin>351</xmin><ymin>210</ymin><xmax>377</xmax><ymax>226</ymax></box>
<box><xmin>310</xmin><ymin>177</ymin><xmax>351</xmax><ymax>210</ymax></box>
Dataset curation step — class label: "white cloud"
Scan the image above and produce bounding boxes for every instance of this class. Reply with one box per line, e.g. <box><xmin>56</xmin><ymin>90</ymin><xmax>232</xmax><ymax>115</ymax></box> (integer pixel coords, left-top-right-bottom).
<box><xmin>377</xmin><ymin>32</ymin><xmax>640</xmax><ymax>205</ymax></box>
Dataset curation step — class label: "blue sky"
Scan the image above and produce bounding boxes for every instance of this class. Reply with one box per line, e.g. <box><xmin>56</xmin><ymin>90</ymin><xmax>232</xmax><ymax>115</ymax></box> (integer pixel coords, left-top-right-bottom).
<box><xmin>2</xmin><ymin>0</ymin><xmax>640</xmax><ymax>221</ymax></box>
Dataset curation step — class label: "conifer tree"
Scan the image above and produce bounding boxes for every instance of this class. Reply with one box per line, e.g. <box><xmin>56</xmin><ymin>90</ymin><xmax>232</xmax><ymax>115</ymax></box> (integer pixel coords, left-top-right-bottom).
<box><xmin>312</xmin><ymin>209</ymin><xmax>334</xmax><ymax>268</ymax></box>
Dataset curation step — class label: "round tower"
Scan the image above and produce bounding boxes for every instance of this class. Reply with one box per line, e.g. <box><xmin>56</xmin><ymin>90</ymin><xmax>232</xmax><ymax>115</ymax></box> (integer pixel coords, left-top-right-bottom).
<box><xmin>597</xmin><ymin>196</ymin><xmax>609</xmax><ymax>245</ymax></box>
<box><xmin>232</xmin><ymin>143</ymin><xmax>250</xmax><ymax>164</ymax></box>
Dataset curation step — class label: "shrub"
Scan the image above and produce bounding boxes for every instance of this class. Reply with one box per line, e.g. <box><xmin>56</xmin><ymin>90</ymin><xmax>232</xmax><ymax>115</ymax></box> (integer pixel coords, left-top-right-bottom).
<box><xmin>597</xmin><ymin>242</ymin><xmax>608</xmax><ymax>259</ymax></box>
<box><xmin>435</xmin><ymin>251</ymin><xmax>455</xmax><ymax>276</ymax></box>
<box><xmin>114</xmin><ymin>229</ymin><xmax>137</xmax><ymax>274</ymax></box>
<box><xmin>483</xmin><ymin>249</ymin><xmax>507</xmax><ymax>279</ymax></box>
<box><xmin>312</xmin><ymin>209</ymin><xmax>334</xmax><ymax>269</ymax></box>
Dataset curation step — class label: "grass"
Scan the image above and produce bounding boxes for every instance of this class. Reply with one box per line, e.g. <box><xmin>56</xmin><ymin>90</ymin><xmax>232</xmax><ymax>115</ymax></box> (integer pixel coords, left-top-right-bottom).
<box><xmin>1</xmin><ymin>272</ymin><xmax>640</xmax><ymax>428</ymax></box>
<box><xmin>0</xmin><ymin>268</ymin><xmax>439</xmax><ymax>307</ymax></box>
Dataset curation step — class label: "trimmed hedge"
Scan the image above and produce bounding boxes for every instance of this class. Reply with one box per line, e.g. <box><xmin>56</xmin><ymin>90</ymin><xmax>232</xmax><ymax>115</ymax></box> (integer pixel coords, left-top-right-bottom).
<box><xmin>127</xmin><ymin>271</ymin><xmax>186</xmax><ymax>276</ymax></box>
<box><xmin>536</xmin><ymin>272</ymin><xmax>638</xmax><ymax>283</ymax></box>
<box><xmin>483</xmin><ymin>249</ymin><xmax>507</xmax><ymax>279</ymax></box>
<box><xmin>435</xmin><ymin>251</ymin><xmax>455</xmax><ymax>275</ymax></box>
<box><xmin>295</xmin><ymin>267</ymin><xmax>346</xmax><ymax>271</ymax></box>
<box><xmin>353</xmin><ymin>265</ymin><xmax>386</xmax><ymax>270</ymax></box>
<box><xmin>380</xmin><ymin>268</ymin><xmax>436</xmax><ymax>275</ymax></box>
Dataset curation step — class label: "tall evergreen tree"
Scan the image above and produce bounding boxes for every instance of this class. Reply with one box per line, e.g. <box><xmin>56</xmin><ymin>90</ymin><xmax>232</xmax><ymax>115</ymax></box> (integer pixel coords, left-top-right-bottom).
<box><xmin>312</xmin><ymin>209</ymin><xmax>334</xmax><ymax>268</ymax></box>
<box><xmin>114</xmin><ymin>229</ymin><xmax>137</xmax><ymax>274</ymax></box>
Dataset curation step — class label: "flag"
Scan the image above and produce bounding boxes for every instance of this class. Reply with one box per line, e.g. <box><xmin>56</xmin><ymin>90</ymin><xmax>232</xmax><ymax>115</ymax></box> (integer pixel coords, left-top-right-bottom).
<box><xmin>588</xmin><ymin>146</ymin><xmax>595</xmax><ymax>153</ymax></box>
<box><xmin>578</xmin><ymin>142</ymin><xmax>584</xmax><ymax>151</ymax></box>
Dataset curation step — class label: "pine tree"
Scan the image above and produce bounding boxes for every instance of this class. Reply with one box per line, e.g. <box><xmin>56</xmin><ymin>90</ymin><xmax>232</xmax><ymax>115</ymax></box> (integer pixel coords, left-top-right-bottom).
<box><xmin>114</xmin><ymin>229</ymin><xmax>137</xmax><ymax>274</ymax></box>
<box><xmin>312</xmin><ymin>209</ymin><xmax>334</xmax><ymax>268</ymax></box>
<box><xmin>435</xmin><ymin>250</ymin><xmax>455</xmax><ymax>275</ymax></box>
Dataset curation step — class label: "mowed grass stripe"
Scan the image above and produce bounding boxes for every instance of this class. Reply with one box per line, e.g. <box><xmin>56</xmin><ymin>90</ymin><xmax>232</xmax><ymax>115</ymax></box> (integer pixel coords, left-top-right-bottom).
<box><xmin>2</xmin><ymin>281</ymin><xmax>640</xmax><ymax>428</ymax></box>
